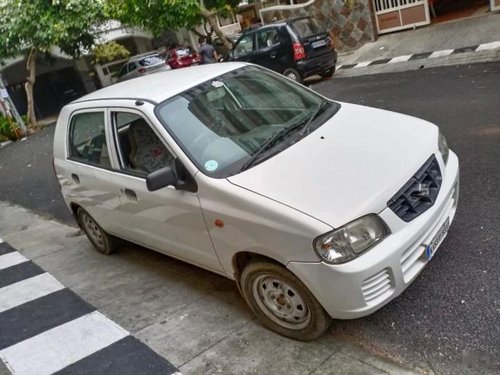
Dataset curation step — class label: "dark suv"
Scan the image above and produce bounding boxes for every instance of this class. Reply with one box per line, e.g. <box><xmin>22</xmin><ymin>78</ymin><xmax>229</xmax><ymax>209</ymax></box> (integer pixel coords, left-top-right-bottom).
<box><xmin>228</xmin><ymin>17</ymin><xmax>337</xmax><ymax>83</ymax></box>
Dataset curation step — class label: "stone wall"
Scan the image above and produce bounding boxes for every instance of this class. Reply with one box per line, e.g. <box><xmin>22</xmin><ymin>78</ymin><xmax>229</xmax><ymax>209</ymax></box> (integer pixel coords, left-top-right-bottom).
<box><xmin>260</xmin><ymin>0</ymin><xmax>376</xmax><ymax>51</ymax></box>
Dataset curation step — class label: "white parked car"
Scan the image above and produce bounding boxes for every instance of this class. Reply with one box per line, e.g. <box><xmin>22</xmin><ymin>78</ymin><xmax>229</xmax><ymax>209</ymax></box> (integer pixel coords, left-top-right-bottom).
<box><xmin>53</xmin><ymin>63</ymin><xmax>459</xmax><ymax>341</ymax></box>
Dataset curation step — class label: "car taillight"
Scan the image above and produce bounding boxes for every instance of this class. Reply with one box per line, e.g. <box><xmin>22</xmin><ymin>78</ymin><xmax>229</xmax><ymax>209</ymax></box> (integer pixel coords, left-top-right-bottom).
<box><xmin>137</xmin><ymin>67</ymin><xmax>146</xmax><ymax>73</ymax></box>
<box><xmin>293</xmin><ymin>42</ymin><xmax>306</xmax><ymax>61</ymax></box>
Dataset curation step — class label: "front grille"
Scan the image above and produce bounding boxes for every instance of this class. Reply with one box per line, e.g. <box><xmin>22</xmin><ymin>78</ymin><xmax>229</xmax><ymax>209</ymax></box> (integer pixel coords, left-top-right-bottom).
<box><xmin>362</xmin><ymin>268</ymin><xmax>393</xmax><ymax>304</ymax></box>
<box><xmin>388</xmin><ymin>155</ymin><xmax>442</xmax><ymax>222</ymax></box>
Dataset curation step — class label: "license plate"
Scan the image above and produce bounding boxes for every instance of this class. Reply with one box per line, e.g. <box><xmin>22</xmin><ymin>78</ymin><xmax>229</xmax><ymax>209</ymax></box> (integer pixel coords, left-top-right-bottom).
<box><xmin>424</xmin><ymin>217</ymin><xmax>450</xmax><ymax>261</ymax></box>
<box><xmin>312</xmin><ymin>39</ymin><xmax>326</xmax><ymax>48</ymax></box>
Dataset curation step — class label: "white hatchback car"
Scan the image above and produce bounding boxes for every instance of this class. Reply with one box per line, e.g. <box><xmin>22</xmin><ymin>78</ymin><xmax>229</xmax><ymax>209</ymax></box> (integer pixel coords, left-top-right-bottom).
<box><xmin>54</xmin><ymin>63</ymin><xmax>459</xmax><ymax>341</ymax></box>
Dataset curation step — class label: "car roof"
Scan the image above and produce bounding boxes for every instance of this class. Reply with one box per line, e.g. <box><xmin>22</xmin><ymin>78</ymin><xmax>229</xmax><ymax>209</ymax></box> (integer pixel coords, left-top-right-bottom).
<box><xmin>73</xmin><ymin>62</ymin><xmax>248</xmax><ymax>105</ymax></box>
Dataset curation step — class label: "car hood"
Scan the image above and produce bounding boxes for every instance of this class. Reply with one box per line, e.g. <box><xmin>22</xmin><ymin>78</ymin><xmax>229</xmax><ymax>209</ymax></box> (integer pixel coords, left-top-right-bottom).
<box><xmin>227</xmin><ymin>102</ymin><xmax>439</xmax><ymax>228</ymax></box>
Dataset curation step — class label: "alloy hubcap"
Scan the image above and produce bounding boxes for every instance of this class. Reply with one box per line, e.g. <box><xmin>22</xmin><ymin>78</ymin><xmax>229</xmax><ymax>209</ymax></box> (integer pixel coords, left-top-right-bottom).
<box><xmin>253</xmin><ymin>275</ymin><xmax>310</xmax><ymax>330</ymax></box>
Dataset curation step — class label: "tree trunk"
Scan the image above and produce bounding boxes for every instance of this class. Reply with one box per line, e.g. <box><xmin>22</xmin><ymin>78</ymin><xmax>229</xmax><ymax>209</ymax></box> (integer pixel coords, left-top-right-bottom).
<box><xmin>24</xmin><ymin>48</ymin><xmax>37</xmax><ymax>128</ymax></box>
<box><xmin>200</xmin><ymin>7</ymin><xmax>233</xmax><ymax>50</ymax></box>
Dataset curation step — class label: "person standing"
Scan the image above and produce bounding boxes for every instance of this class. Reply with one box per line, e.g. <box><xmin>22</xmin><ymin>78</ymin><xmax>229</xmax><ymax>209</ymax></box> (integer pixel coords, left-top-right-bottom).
<box><xmin>198</xmin><ymin>37</ymin><xmax>218</xmax><ymax>64</ymax></box>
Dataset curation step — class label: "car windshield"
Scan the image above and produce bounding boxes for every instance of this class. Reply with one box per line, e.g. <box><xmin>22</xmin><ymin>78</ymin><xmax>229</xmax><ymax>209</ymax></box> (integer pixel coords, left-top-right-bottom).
<box><xmin>155</xmin><ymin>66</ymin><xmax>339</xmax><ymax>178</ymax></box>
<box><xmin>175</xmin><ymin>48</ymin><xmax>192</xmax><ymax>57</ymax></box>
<box><xmin>290</xmin><ymin>18</ymin><xmax>325</xmax><ymax>38</ymax></box>
<box><xmin>139</xmin><ymin>55</ymin><xmax>164</xmax><ymax>66</ymax></box>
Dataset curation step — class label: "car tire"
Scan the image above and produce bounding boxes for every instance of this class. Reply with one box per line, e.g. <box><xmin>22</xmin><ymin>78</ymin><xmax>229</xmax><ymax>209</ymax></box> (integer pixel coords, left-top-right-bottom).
<box><xmin>320</xmin><ymin>68</ymin><xmax>335</xmax><ymax>78</ymax></box>
<box><xmin>77</xmin><ymin>208</ymin><xmax>120</xmax><ymax>255</ymax></box>
<box><xmin>241</xmin><ymin>261</ymin><xmax>331</xmax><ymax>341</ymax></box>
<box><xmin>283</xmin><ymin>68</ymin><xmax>303</xmax><ymax>84</ymax></box>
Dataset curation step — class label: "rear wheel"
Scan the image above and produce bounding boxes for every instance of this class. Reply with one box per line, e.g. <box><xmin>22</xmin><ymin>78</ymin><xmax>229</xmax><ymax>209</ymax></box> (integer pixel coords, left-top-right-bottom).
<box><xmin>283</xmin><ymin>68</ymin><xmax>303</xmax><ymax>84</ymax></box>
<box><xmin>241</xmin><ymin>261</ymin><xmax>331</xmax><ymax>341</ymax></box>
<box><xmin>320</xmin><ymin>67</ymin><xmax>335</xmax><ymax>78</ymax></box>
<box><xmin>77</xmin><ymin>208</ymin><xmax>119</xmax><ymax>255</ymax></box>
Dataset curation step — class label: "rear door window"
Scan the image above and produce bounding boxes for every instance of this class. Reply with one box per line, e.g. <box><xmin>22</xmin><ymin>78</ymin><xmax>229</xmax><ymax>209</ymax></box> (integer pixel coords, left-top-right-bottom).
<box><xmin>255</xmin><ymin>28</ymin><xmax>280</xmax><ymax>50</ymax></box>
<box><xmin>290</xmin><ymin>18</ymin><xmax>325</xmax><ymax>38</ymax></box>
<box><xmin>139</xmin><ymin>55</ymin><xmax>164</xmax><ymax>66</ymax></box>
<box><xmin>68</xmin><ymin>111</ymin><xmax>111</xmax><ymax>168</ymax></box>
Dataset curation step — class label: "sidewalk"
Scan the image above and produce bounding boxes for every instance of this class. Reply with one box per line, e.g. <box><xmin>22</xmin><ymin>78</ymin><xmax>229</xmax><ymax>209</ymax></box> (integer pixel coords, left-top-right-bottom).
<box><xmin>0</xmin><ymin>201</ymin><xmax>426</xmax><ymax>375</ymax></box>
<box><xmin>336</xmin><ymin>13</ymin><xmax>500</xmax><ymax>77</ymax></box>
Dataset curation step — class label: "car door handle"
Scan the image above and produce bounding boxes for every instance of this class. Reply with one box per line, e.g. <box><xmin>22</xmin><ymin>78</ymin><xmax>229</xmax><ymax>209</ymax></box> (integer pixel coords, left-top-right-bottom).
<box><xmin>123</xmin><ymin>188</ymin><xmax>138</xmax><ymax>200</ymax></box>
<box><xmin>270</xmin><ymin>51</ymin><xmax>278</xmax><ymax>59</ymax></box>
<box><xmin>71</xmin><ymin>174</ymin><xmax>80</xmax><ymax>184</ymax></box>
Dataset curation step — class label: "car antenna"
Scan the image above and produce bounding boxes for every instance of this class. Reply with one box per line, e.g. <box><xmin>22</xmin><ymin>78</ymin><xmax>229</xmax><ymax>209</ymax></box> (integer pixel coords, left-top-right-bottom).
<box><xmin>135</xmin><ymin>100</ymin><xmax>144</xmax><ymax>106</ymax></box>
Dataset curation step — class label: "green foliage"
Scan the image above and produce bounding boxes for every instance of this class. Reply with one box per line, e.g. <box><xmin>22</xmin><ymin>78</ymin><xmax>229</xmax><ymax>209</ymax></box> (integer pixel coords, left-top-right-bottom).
<box><xmin>0</xmin><ymin>114</ymin><xmax>22</xmax><ymax>141</ymax></box>
<box><xmin>106</xmin><ymin>0</ymin><xmax>239</xmax><ymax>37</ymax></box>
<box><xmin>92</xmin><ymin>41</ymin><xmax>130</xmax><ymax>64</ymax></box>
<box><xmin>0</xmin><ymin>0</ymin><xmax>106</xmax><ymax>59</ymax></box>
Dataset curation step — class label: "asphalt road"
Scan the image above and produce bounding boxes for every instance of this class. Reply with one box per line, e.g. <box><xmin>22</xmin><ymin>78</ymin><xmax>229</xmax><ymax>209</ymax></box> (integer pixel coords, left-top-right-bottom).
<box><xmin>1</xmin><ymin>62</ymin><xmax>499</xmax><ymax>374</ymax></box>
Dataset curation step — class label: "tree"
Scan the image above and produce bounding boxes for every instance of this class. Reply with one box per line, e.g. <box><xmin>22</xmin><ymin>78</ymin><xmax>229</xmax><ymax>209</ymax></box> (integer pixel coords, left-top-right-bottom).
<box><xmin>0</xmin><ymin>0</ymin><xmax>105</xmax><ymax>127</ymax></box>
<box><xmin>106</xmin><ymin>0</ymin><xmax>239</xmax><ymax>50</ymax></box>
<box><xmin>92</xmin><ymin>41</ymin><xmax>130</xmax><ymax>64</ymax></box>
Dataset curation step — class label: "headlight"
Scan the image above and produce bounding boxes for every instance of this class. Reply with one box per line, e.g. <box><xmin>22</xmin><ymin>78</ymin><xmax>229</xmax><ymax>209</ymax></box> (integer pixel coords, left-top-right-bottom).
<box><xmin>313</xmin><ymin>214</ymin><xmax>390</xmax><ymax>264</ymax></box>
<box><xmin>438</xmin><ymin>132</ymin><xmax>449</xmax><ymax>165</ymax></box>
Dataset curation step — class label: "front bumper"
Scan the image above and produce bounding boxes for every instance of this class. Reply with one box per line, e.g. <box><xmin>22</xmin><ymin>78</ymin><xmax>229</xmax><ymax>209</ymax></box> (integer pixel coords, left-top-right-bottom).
<box><xmin>287</xmin><ymin>151</ymin><xmax>459</xmax><ymax>319</ymax></box>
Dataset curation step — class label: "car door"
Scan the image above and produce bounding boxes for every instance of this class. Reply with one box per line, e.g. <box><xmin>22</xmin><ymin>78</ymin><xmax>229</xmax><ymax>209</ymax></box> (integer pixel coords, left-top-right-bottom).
<box><xmin>64</xmin><ymin>109</ymin><xmax>130</xmax><ymax>236</ymax></box>
<box><xmin>252</xmin><ymin>27</ymin><xmax>286</xmax><ymax>73</ymax></box>
<box><xmin>106</xmin><ymin>107</ymin><xmax>223</xmax><ymax>273</ymax></box>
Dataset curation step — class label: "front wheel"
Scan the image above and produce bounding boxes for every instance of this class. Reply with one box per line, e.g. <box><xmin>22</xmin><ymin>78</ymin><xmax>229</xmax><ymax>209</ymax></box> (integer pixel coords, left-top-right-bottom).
<box><xmin>283</xmin><ymin>68</ymin><xmax>303</xmax><ymax>84</ymax></box>
<box><xmin>241</xmin><ymin>261</ymin><xmax>331</xmax><ymax>341</ymax></box>
<box><xmin>77</xmin><ymin>208</ymin><xmax>120</xmax><ymax>255</ymax></box>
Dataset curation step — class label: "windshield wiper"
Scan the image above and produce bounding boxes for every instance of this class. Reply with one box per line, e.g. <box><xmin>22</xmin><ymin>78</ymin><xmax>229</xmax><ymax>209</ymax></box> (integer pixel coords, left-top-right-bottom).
<box><xmin>298</xmin><ymin>101</ymin><xmax>327</xmax><ymax>137</ymax></box>
<box><xmin>240</xmin><ymin>122</ymin><xmax>305</xmax><ymax>171</ymax></box>
<box><xmin>239</xmin><ymin>101</ymin><xmax>329</xmax><ymax>172</ymax></box>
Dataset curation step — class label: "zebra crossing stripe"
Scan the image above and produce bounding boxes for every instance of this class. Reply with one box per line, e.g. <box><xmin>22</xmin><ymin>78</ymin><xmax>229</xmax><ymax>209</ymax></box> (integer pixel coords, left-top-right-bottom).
<box><xmin>338</xmin><ymin>41</ymin><xmax>500</xmax><ymax>70</ymax></box>
<box><xmin>0</xmin><ymin>243</ymin><xmax>180</xmax><ymax>374</ymax></box>
<box><xmin>429</xmin><ymin>49</ymin><xmax>454</xmax><ymax>59</ymax></box>
<box><xmin>0</xmin><ymin>311</ymin><xmax>128</xmax><ymax>375</ymax></box>
<box><xmin>476</xmin><ymin>41</ymin><xmax>500</xmax><ymax>51</ymax></box>
<box><xmin>0</xmin><ymin>252</ymin><xmax>28</xmax><ymax>270</ymax></box>
<box><xmin>0</xmin><ymin>273</ymin><xmax>65</xmax><ymax>314</ymax></box>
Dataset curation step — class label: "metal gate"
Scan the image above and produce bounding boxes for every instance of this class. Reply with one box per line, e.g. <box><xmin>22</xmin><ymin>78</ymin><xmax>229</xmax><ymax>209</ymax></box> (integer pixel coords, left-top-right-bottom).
<box><xmin>373</xmin><ymin>0</ymin><xmax>431</xmax><ymax>34</ymax></box>
<box><xmin>491</xmin><ymin>0</ymin><xmax>500</xmax><ymax>11</ymax></box>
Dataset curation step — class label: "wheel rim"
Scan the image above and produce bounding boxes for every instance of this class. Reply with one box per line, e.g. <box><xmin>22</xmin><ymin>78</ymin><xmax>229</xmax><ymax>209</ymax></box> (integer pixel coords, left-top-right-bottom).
<box><xmin>252</xmin><ymin>274</ymin><xmax>311</xmax><ymax>330</ymax></box>
<box><xmin>285</xmin><ymin>71</ymin><xmax>298</xmax><ymax>81</ymax></box>
<box><xmin>81</xmin><ymin>212</ymin><xmax>105</xmax><ymax>251</ymax></box>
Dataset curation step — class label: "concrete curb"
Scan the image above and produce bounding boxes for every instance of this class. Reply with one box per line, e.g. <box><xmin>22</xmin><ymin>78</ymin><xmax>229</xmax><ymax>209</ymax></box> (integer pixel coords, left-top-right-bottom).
<box><xmin>338</xmin><ymin>41</ymin><xmax>500</xmax><ymax>70</ymax></box>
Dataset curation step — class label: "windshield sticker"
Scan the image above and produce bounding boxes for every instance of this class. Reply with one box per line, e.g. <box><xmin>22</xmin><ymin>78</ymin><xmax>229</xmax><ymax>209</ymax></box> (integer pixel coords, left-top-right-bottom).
<box><xmin>205</xmin><ymin>160</ymin><xmax>219</xmax><ymax>171</ymax></box>
<box><xmin>211</xmin><ymin>80</ymin><xmax>223</xmax><ymax>88</ymax></box>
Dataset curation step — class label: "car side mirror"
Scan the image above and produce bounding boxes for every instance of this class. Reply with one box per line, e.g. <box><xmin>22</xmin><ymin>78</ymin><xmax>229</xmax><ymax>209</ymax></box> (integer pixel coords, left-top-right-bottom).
<box><xmin>146</xmin><ymin>165</ymin><xmax>177</xmax><ymax>191</ymax></box>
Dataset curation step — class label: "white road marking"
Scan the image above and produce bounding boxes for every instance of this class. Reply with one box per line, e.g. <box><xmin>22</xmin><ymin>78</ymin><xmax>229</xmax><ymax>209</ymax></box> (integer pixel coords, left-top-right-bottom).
<box><xmin>0</xmin><ymin>311</ymin><xmax>128</xmax><ymax>375</ymax></box>
<box><xmin>388</xmin><ymin>55</ymin><xmax>412</xmax><ymax>63</ymax></box>
<box><xmin>476</xmin><ymin>41</ymin><xmax>500</xmax><ymax>51</ymax></box>
<box><xmin>429</xmin><ymin>49</ymin><xmax>454</xmax><ymax>58</ymax></box>
<box><xmin>354</xmin><ymin>61</ymin><xmax>371</xmax><ymax>68</ymax></box>
<box><xmin>0</xmin><ymin>251</ymin><xmax>28</xmax><ymax>270</ymax></box>
<box><xmin>0</xmin><ymin>273</ymin><xmax>65</xmax><ymax>313</ymax></box>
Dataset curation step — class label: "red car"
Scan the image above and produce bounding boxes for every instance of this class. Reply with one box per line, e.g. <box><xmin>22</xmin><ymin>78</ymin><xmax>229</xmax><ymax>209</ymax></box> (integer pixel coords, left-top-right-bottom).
<box><xmin>166</xmin><ymin>47</ymin><xmax>200</xmax><ymax>69</ymax></box>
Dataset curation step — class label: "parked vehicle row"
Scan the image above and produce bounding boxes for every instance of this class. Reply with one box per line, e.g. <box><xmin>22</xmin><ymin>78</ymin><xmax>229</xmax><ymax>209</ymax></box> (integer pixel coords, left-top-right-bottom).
<box><xmin>116</xmin><ymin>16</ymin><xmax>337</xmax><ymax>84</ymax></box>
<box><xmin>54</xmin><ymin>62</ymin><xmax>459</xmax><ymax>341</ymax></box>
